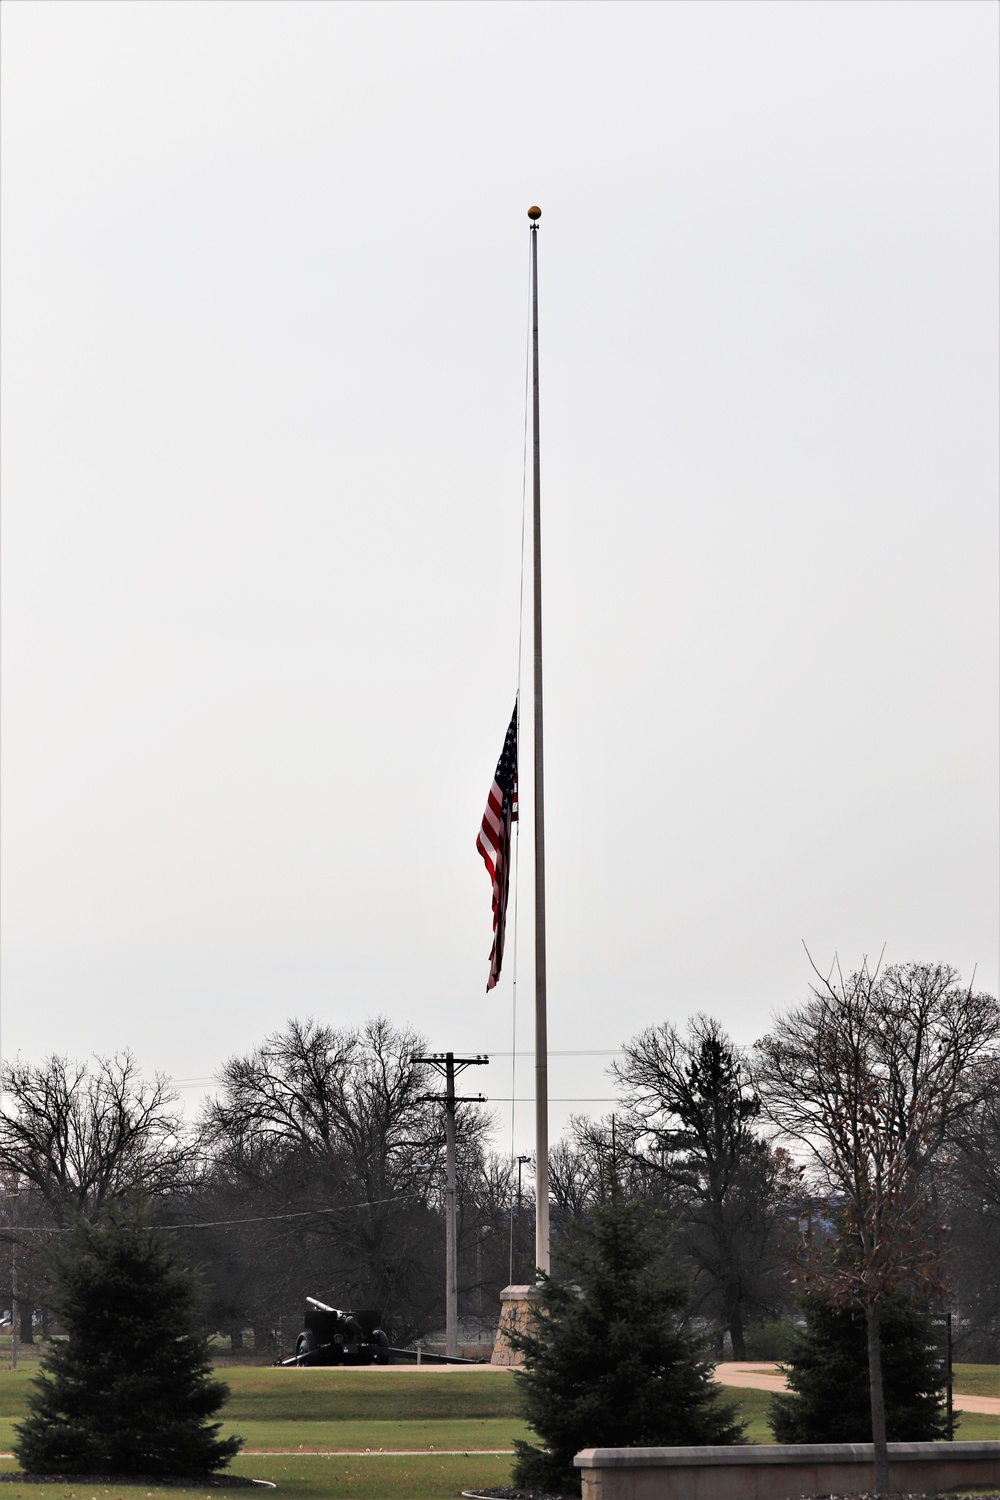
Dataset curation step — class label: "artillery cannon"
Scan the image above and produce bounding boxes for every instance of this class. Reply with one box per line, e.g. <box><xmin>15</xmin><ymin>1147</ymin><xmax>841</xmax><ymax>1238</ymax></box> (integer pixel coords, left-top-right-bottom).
<box><xmin>283</xmin><ymin>1297</ymin><xmax>392</xmax><ymax>1366</ymax></box>
<box><xmin>279</xmin><ymin>1295</ymin><xmax>488</xmax><ymax>1366</ymax></box>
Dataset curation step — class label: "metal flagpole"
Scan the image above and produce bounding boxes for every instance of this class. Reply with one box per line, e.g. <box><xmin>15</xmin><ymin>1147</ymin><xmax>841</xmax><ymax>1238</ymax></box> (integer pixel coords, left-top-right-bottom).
<box><xmin>527</xmin><ymin>205</ymin><xmax>549</xmax><ymax>1276</ymax></box>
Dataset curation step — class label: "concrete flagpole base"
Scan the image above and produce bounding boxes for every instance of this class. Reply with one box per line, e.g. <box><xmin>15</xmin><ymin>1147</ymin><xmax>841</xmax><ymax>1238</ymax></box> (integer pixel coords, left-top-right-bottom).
<box><xmin>490</xmin><ymin>1284</ymin><xmax>541</xmax><ymax>1367</ymax></box>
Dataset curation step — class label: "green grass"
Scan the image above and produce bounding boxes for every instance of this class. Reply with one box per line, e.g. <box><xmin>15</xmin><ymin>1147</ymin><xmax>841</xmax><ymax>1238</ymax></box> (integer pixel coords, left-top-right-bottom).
<box><xmin>0</xmin><ymin>1370</ymin><xmax>531</xmax><ymax>1463</ymax></box>
<box><xmin>215</xmin><ymin>1418</ymin><xmax>527</xmax><ymax>1452</ymax></box>
<box><xmin>2</xmin><ymin>1357</ymin><xmax>994</xmax><ymax>1416</ymax></box>
<box><xmin>0</xmin><ymin>1417</ymin><xmax>529</xmax><ymax>1459</ymax></box>
<box><xmin>0</xmin><ymin>1453</ymin><xmax>516</xmax><ymax>1500</ymax></box>
<box><xmin>0</xmin><ymin>1358</ymin><xmax>994</xmax><ymax>1500</ymax></box>
<box><xmin>721</xmin><ymin>1385</ymin><xmax>999</xmax><ymax>1445</ymax></box>
<box><xmin>217</xmin><ymin>1368</ymin><xmax>522</xmax><ymax>1423</ymax></box>
<box><xmin>0</xmin><ymin>1374</ymin><xmax>45</xmax><ymax>1421</ymax></box>
<box><xmin>724</xmin><ymin>1386</ymin><xmax>773</xmax><ymax>1443</ymax></box>
<box><xmin>949</xmin><ymin>1411</ymin><xmax>1000</xmax><ymax>1442</ymax></box>
<box><xmin>0</xmin><ymin>1368</ymin><xmax>522</xmax><ymax>1425</ymax></box>
<box><xmin>953</xmin><ymin>1364</ymin><xmax>1000</xmax><ymax>1399</ymax></box>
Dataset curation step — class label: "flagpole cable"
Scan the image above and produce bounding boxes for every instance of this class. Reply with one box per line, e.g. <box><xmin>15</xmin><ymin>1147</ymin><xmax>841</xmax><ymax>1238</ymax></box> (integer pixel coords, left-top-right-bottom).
<box><xmin>508</xmin><ymin>224</ymin><xmax>532</xmax><ymax>1286</ymax></box>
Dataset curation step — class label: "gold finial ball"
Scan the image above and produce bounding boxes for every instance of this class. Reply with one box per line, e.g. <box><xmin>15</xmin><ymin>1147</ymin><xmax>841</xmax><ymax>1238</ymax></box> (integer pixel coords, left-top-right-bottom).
<box><xmin>527</xmin><ymin>205</ymin><xmax>542</xmax><ymax>220</ymax></box>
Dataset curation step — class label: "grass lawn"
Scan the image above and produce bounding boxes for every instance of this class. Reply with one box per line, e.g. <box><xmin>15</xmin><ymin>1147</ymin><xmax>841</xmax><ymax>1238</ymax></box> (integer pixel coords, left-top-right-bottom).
<box><xmin>725</xmin><ymin>1386</ymin><xmax>772</xmax><ymax>1443</ymax></box>
<box><xmin>0</xmin><ymin>1370</ymin><xmax>530</xmax><ymax>1464</ymax></box>
<box><xmin>5</xmin><ymin>1386</ymin><xmax>995</xmax><ymax>1458</ymax></box>
<box><xmin>219</xmin><ymin>1369</ymin><xmax>524</xmax><ymax>1423</ymax></box>
<box><xmin>0</xmin><ymin>1360</ymin><xmax>995</xmax><ymax>1498</ymax></box>
<box><xmin>0</xmin><ymin>1370</ymin><xmax>524</xmax><ymax>1426</ymax></box>
<box><xmin>951</xmin><ymin>1411</ymin><xmax>1000</xmax><ymax>1441</ymax></box>
<box><xmin>212</xmin><ymin>1418</ymin><xmax>528</xmax><ymax>1452</ymax></box>
<box><xmin>0</xmin><ymin>1418</ymin><xmax>527</xmax><ymax>1458</ymax></box>
<box><xmin>0</xmin><ymin>1453</ymin><xmax>516</xmax><ymax>1500</ymax></box>
<box><xmin>954</xmin><ymin>1364</ymin><xmax>1000</xmax><ymax>1399</ymax></box>
<box><xmin>721</xmin><ymin>1389</ymin><xmax>998</xmax><ymax>1445</ymax></box>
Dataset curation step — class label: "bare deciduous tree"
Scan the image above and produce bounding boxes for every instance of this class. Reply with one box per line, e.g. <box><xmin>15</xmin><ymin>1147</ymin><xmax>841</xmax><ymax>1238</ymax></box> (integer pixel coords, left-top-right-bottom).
<box><xmin>947</xmin><ymin>1056</ymin><xmax>1000</xmax><ymax>1213</ymax></box>
<box><xmin>548</xmin><ymin>1134</ymin><xmax>598</xmax><ymax>1221</ymax></box>
<box><xmin>614</xmin><ymin>1015</ymin><xmax>794</xmax><ymax>1357</ymax></box>
<box><xmin>939</xmin><ymin>1058</ymin><xmax>1000</xmax><ymax>1358</ymax></box>
<box><xmin>0</xmin><ymin>1052</ymin><xmax>188</xmax><ymax>1224</ymax></box>
<box><xmin>200</xmin><ymin>1016</ymin><xmax>487</xmax><ymax>1332</ymax></box>
<box><xmin>753</xmin><ymin>958</ymin><xmax>999</xmax><ymax>1492</ymax></box>
<box><xmin>204</xmin><ymin>1017</ymin><xmax>440</xmax><ymax>1204</ymax></box>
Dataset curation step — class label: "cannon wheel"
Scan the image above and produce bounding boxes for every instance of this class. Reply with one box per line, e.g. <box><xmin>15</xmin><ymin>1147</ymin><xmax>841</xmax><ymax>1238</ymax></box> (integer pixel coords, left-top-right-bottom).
<box><xmin>295</xmin><ymin>1331</ymin><xmax>318</xmax><ymax>1366</ymax></box>
<box><xmin>371</xmin><ymin>1330</ymin><xmax>391</xmax><ymax>1365</ymax></box>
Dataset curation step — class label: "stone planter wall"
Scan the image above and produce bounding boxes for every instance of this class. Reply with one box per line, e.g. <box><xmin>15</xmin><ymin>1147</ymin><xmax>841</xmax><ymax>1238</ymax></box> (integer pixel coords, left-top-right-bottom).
<box><xmin>574</xmin><ymin>1439</ymin><xmax>1000</xmax><ymax>1499</ymax></box>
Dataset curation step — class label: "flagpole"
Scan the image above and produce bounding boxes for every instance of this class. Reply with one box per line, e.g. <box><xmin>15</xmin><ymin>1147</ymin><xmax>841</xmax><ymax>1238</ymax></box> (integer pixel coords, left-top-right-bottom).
<box><xmin>527</xmin><ymin>205</ymin><xmax>549</xmax><ymax>1276</ymax></box>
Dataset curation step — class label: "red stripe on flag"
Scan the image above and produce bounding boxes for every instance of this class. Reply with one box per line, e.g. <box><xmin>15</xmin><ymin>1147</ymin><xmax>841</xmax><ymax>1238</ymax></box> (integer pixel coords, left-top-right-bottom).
<box><xmin>476</xmin><ymin>703</ymin><xmax>518</xmax><ymax>991</ymax></box>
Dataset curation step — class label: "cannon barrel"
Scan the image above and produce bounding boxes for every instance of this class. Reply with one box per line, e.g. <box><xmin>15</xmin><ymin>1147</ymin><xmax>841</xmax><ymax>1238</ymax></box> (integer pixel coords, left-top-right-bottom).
<box><xmin>281</xmin><ymin>1295</ymin><xmax>394</xmax><ymax>1367</ymax></box>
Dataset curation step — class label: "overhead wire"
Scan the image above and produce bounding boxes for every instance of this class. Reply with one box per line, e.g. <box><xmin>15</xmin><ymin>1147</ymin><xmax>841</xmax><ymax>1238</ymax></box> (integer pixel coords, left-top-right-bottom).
<box><xmin>168</xmin><ymin>1050</ymin><xmax>621</xmax><ymax>1089</ymax></box>
<box><xmin>1</xmin><ymin>1194</ymin><xmax>415</xmax><ymax>1235</ymax></box>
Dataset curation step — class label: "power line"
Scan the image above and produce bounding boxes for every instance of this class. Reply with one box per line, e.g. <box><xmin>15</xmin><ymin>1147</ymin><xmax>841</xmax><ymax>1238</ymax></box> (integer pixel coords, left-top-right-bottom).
<box><xmin>0</xmin><ymin>1194</ymin><xmax>414</xmax><ymax>1235</ymax></box>
<box><xmin>168</xmin><ymin>1050</ymin><xmax>621</xmax><ymax>1087</ymax></box>
<box><xmin>170</xmin><ymin>1194</ymin><xmax>414</xmax><ymax>1230</ymax></box>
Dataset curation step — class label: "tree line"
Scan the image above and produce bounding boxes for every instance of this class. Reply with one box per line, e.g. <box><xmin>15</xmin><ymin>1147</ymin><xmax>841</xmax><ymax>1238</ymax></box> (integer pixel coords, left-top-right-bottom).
<box><xmin>2</xmin><ymin>961</ymin><xmax>997</xmax><ymax>1382</ymax></box>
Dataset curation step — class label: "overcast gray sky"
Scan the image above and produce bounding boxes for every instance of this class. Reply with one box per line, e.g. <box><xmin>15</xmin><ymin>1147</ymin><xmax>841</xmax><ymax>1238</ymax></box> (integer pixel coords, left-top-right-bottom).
<box><xmin>2</xmin><ymin>0</ymin><xmax>997</xmax><ymax>1155</ymax></box>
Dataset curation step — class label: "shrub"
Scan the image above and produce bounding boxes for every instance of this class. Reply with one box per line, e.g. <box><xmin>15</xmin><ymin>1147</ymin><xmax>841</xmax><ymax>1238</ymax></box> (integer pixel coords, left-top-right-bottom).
<box><xmin>742</xmin><ymin>1320</ymin><xmax>796</xmax><ymax>1361</ymax></box>
<box><xmin>509</xmin><ymin>1199</ymin><xmax>744</xmax><ymax>1496</ymax></box>
<box><xmin>15</xmin><ymin>1204</ymin><xmax>242</xmax><ymax>1475</ymax></box>
<box><xmin>769</xmin><ymin>1292</ymin><xmax>949</xmax><ymax>1444</ymax></box>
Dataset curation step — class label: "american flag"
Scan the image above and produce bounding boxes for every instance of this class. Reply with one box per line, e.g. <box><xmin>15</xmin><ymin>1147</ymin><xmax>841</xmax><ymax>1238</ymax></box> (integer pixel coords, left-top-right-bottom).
<box><xmin>476</xmin><ymin>703</ymin><xmax>518</xmax><ymax>991</ymax></box>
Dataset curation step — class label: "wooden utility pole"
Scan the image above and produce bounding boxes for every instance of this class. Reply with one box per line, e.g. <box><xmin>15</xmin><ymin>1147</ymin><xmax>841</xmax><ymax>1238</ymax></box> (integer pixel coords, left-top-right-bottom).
<box><xmin>414</xmin><ymin>1051</ymin><xmax>488</xmax><ymax>1357</ymax></box>
<box><xmin>10</xmin><ymin>1235</ymin><xmax>18</xmax><ymax>1372</ymax></box>
<box><xmin>5</xmin><ymin>1187</ymin><xmax>21</xmax><ymax>1373</ymax></box>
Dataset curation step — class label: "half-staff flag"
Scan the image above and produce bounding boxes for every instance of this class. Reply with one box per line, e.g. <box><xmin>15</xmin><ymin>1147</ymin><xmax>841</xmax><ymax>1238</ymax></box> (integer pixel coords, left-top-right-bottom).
<box><xmin>476</xmin><ymin>702</ymin><xmax>519</xmax><ymax>991</ymax></box>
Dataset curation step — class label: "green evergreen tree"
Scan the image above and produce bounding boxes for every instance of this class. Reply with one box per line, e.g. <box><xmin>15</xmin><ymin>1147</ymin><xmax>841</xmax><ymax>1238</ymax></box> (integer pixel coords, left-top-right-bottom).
<box><xmin>15</xmin><ymin>1204</ymin><xmax>243</xmax><ymax>1475</ymax></box>
<box><xmin>508</xmin><ymin>1199</ymin><xmax>744</xmax><ymax>1496</ymax></box>
<box><xmin>769</xmin><ymin>1292</ymin><xmax>949</xmax><ymax>1444</ymax></box>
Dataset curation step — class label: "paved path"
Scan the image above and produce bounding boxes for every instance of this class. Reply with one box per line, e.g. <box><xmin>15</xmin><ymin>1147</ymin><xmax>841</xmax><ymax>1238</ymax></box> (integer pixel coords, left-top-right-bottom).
<box><xmin>714</xmin><ymin>1362</ymin><xmax>1000</xmax><ymax>1416</ymax></box>
<box><xmin>714</xmin><ymin>1362</ymin><xmax>787</xmax><ymax>1392</ymax></box>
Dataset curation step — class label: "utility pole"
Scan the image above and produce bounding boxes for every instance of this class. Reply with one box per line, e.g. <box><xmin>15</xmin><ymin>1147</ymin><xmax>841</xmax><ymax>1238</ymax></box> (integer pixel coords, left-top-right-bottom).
<box><xmin>945</xmin><ymin>1312</ymin><xmax>954</xmax><ymax>1441</ymax></box>
<box><xmin>3</xmin><ymin>1188</ymin><xmax>21</xmax><ymax>1373</ymax></box>
<box><xmin>10</xmin><ymin>1236</ymin><xmax>18</xmax><ymax>1372</ymax></box>
<box><xmin>476</xmin><ymin>1225</ymin><xmax>494</xmax><ymax>1337</ymax></box>
<box><xmin>413</xmin><ymin>1051</ymin><xmax>488</xmax><ymax>1358</ymax></box>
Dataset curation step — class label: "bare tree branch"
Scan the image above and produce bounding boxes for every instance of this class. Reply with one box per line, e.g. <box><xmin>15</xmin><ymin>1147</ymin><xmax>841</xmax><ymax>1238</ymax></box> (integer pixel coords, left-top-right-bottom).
<box><xmin>0</xmin><ymin>1052</ymin><xmax>190</xmax><ymax>1222</ymax></box>
<box><xmin>753</xmin><ymin>959</ymin><xmax>999</xmax><ymax>1490</ymax></box>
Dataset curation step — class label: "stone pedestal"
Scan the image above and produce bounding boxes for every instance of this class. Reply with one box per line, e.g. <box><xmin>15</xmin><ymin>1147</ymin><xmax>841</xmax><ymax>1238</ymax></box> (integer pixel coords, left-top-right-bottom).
<box><xmin>491</xmin><ymin>1283</ymin><xmax>540</xmax><ymax>1367</ymax></box>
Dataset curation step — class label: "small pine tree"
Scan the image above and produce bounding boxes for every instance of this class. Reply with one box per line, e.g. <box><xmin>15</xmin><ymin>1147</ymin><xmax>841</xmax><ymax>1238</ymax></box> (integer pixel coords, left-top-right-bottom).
<box><xmin>15</xmin><ymin>1204</ymin><xmax>243</xmax><ymax>1476</ymax></box>
<box><xmin>769</xmin><ymin>1292</ymin><xmax>949</xmax><ymax>1444</ymax></box>
<box><xmin>508</xmin><ymin>1200</ymin><xmax>744</xmax><ymax>1496</ymax></box>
